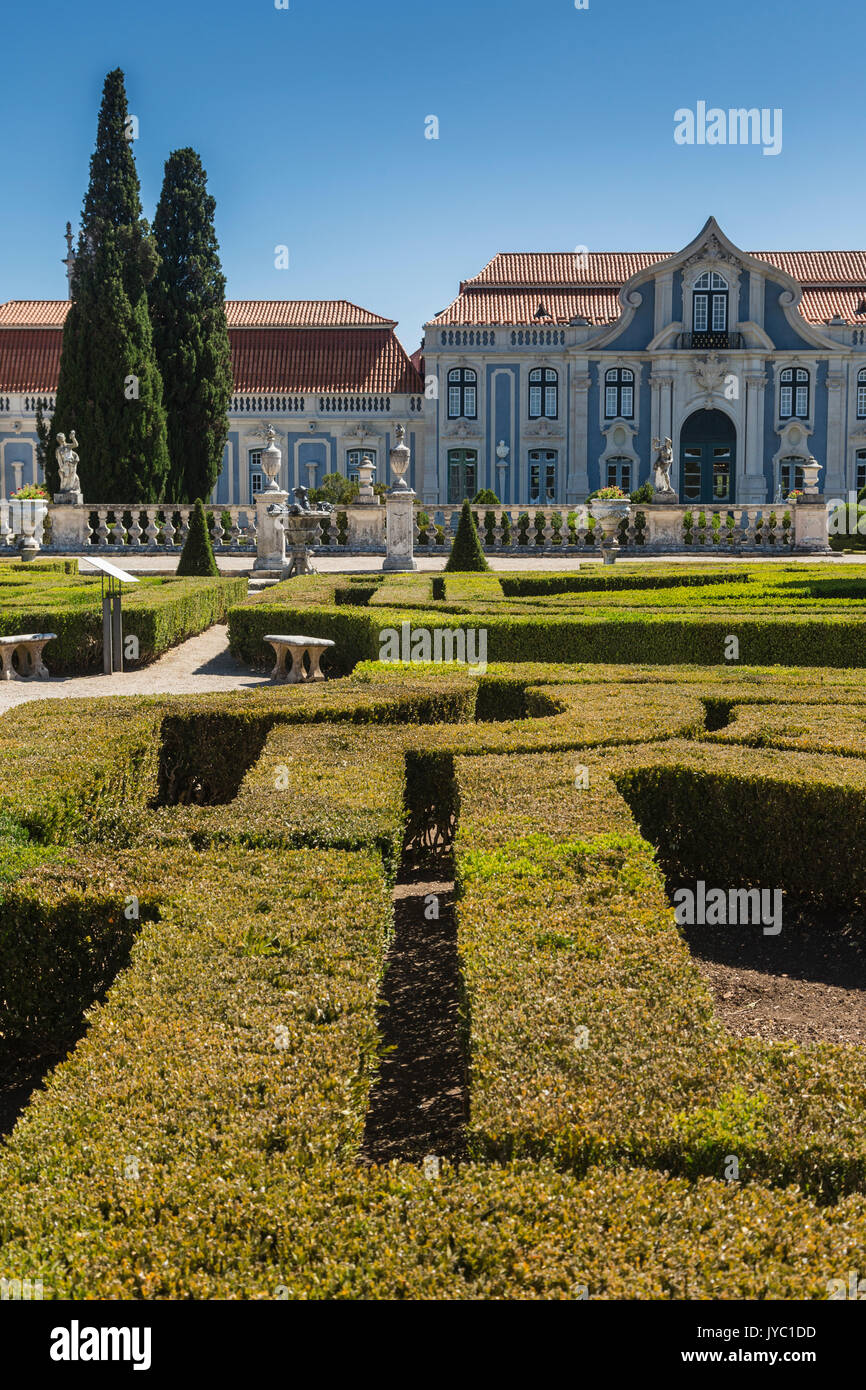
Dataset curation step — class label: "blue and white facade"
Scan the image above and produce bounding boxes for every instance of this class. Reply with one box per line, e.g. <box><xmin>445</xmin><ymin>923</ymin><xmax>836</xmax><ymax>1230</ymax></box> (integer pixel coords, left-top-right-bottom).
<box><xmin>420</xmin><ymin>219</ymin><xmax>866</xmax><ymax>506</ymax></box>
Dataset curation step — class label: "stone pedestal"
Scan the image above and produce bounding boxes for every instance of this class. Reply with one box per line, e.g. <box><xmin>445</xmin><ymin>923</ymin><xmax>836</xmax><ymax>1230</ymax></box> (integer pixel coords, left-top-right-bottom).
<box><xmin>344</xmin><ymin>503</ymin><xmax>385</xmax><ymax>551</ymax></box>
<box><xmin>793</xmin><ymin>499</ymin><xmax>831</xmax><ymax>554</ymax></box>
<box><xmin>644</xmin><ymin>505</ymin><xmax>686</xmax><ymax>551</ymax></box>
<box><xmin>54</xmin><ymin>490</ymin><xmax>83</xmax><ymax>506</ymax></box>
<box><xmin>384</xmin><ymin>489</ymin><xmax>418</xmax><ymax>571</ymax></box>
<box><xmin>48</xmin><ymin>503</ymin><xmax>89</xmax><ymax>550</ymax></box>
<box><xmin>254</xmin><ymin>489</ymin><xmax>288</xmax><ymax>571</ymax></box>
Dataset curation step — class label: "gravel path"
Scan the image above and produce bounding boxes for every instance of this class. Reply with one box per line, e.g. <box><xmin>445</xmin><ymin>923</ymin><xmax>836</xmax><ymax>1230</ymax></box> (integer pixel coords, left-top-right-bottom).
<box><xmin>0</xmin><ymin>624</ymin><xmax>270</xmax><ymax>715</ymax></box>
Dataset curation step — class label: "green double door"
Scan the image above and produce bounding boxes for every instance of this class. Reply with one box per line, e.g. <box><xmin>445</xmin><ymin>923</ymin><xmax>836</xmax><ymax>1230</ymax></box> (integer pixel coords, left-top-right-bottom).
<box><xmin>679</xmin><ymin>410</ymin><xmax>736</xmax><ymax>504</ymax></box>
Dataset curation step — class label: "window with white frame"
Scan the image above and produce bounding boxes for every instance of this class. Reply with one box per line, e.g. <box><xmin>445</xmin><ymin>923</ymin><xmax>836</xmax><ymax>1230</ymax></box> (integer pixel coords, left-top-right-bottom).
<box><xmin>528</xmin><ymin>367</ymin><xmax>558</xmax><ymax>419</ymax></box>
<box><xmin>857</xmin><ymin>450</ymin><xmax>866</xmax><ymax>493</ymax></box>
<box><xmin>346</xmin><ymin>449</ymin><xmax>376</xmax><ymax>483</ymax></box>
<box><xmin>604</xmin><ymin>368</ymin><xmax>634</xmax><ymax>419</ymax></box>
<box><xmin>249</xmin><ymin>449</ymin><xmax>264</xmax><ymax>504</ymax></box>
<box><xmin>606</xmin><ymin>458</ymin><xmax>632</xmax><ymax>493</ymax></box>
<box><xmin>779</xmin><ymin>457</ymin><xmax>805</xmax><ymax>496</ymax></box>
<box><xmin>693</xmin><ymin>272</ymin><xmax>729</xmax><ymax>337</ymax></box>
<box><xmin>858</xmin><ymin>368</ymin><xmax>866</xmax><ymax>419</ymax></box>
<box><xmin>447</xmin><ymin>367</ymin><xmax>477</xmax><ymax>419</ymax></box>
<box><xmin>528</xmin><ymin>449</ymin><xmax>557</xmax><ymax>503</ymax></box>
<box><xmin>780</xmin><ymin>368</ymin><xmax>810</xmax><ymax>419</ymax></box>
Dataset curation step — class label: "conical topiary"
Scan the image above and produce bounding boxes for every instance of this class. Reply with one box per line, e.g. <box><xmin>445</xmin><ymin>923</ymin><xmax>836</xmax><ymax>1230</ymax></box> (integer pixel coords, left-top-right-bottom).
<box><xmin>444</xmin><ymin>499</ymin><xmax>490</xmax><ymax>572</ymax></box>
<box><xmin>176</xmin><ymin>498</ymin><xmax>219</xmax><ymax>576</ymax></box>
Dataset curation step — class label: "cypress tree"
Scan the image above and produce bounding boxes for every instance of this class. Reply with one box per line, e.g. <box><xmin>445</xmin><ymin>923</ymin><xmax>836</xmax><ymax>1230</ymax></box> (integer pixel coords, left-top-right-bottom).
<box><xmin>50</xmin><ymin>69</ymin><xmax>170</xmax><ymax>501</ymax></box>
<box><xmin>150</xmin><ymin>149</ymin><xmax>232</xmax><ymax>502</ymax></box>
<box><xmin>444</xmin><ymin>499</ymin><xmax>491</xmax><ymax>572</ymax></box>
<box><xmin>176</xmin><ymin>498</ymin><xmax>219</xmax><ymax>576</ymax></box>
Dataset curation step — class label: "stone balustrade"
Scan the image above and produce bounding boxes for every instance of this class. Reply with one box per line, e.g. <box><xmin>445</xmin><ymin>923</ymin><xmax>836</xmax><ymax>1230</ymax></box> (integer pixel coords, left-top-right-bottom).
<box><xmin>0</xmin><ymin>497</ymin><xmax>831</xmax><ymax>559</ymax></box>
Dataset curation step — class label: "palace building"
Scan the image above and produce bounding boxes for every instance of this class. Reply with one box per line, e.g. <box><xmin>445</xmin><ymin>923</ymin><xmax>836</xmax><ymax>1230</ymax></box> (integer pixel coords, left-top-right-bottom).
<box><xmin>2</xmin><ymin>218</ymin><xmax>866</xmax><ymax>507</ymax></box>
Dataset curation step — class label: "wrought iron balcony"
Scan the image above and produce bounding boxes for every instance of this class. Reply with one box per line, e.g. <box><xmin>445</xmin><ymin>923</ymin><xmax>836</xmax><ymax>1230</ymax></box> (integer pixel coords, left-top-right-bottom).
<box><xmin>677</xmin><ymin>332</ymin><xmax>744</xmax><ymax>350</ymax></box>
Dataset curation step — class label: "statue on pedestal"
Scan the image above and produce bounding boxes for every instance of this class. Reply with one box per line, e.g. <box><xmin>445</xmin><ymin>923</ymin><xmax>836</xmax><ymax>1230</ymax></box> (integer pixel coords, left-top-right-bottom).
<box><xmin>651</xmin><ymin>436</ymin><xmax>677</xmax><ymax>502</ymax></box>
<box><xmin>54</xmin><ymin>432</ymin><xmax>82</xmax><ymax>501</ymax></box>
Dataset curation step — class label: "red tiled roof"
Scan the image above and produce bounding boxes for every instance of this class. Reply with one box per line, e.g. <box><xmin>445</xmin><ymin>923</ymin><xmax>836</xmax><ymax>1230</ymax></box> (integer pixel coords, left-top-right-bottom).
<box><xmin>0</xmin><ymin>299</ymin><xmax>395</xmax><ymax>329</ymax></box>
<box><xmin>430</xmin><ymin>290</ymin><xmax>623</xmax><ymax>327</ymax></box>
<box><xmin>463</xmin><ymin>253</ymin><xmax>668</xmax><ymax>287</ymax></box>
<box><xmin>0</xmin><ymin>330</ymin><xmax>62</xmax><ymax>392</ymax></box>
<box><xmin>0</xmin><ymin>302</ymin><xmax>422</xmax><ymax>395</ymax></box>
<box><xmin>0</xmin><ymin>301</ymin><xmax>70</xmax><ymax>327</ymax></box>
<box><xmin>226</xmin><ymin>300</ymin><xmax>394</xmax><ymax>328</ymax></box>
<box><xmin>431</xmin><ymin>249</ymin><xmax>866</xmax><ymax>327</ymax></box>
<box><xmin>229</xmin><ymin>328</ymin><xmax>421</xmax><ymax>394</ymax></box>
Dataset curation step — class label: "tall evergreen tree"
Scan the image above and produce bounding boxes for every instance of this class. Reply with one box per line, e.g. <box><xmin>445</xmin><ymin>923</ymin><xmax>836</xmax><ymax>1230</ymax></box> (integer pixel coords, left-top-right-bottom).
<box><xmin>150</xmin><ymin>149</ymin><xmax>232</xmax><ymax>502</ymax></box>
<box><xmin>50</xmin><ymin>69</ymin><xmax>170</xmax><ymax>501</ymax></box>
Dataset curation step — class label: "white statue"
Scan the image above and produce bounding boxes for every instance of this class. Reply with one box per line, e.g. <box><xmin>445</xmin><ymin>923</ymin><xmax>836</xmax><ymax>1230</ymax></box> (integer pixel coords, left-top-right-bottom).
<box><xmin>55</xmin><ymin>432</ymin><xmax>81</xmax><ymax>494</ymax></box>
<box><xmin>651</xmin><ymin>436</ymin><xmax>675</xmax><ymax>496</ymax></box>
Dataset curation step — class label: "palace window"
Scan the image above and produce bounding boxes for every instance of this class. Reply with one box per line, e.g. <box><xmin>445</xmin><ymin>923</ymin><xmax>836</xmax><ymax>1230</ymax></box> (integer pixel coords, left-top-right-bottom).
<box><xmin>857</xmin><ymin>450</ymin><xmax>866</xmax><ymax>493</ymax></box>
<box><xmin>447</xmin><ymin>449</ymin><xmax>477</xmax><ymax>502</ymax></box>
<box><xmin>606</xmin><ymin>458</ymin><xmax>632</xmax><ymax>493</ymax></box>
<box><xmin>346</xmin><ymin>448</ymin><xmax>377</xmax><ymax>483</ymax></box>
<box><xmin>693</xmin><ymin>272</ymin><xmax>729</xmax><ymax>338</ymax></box>
<box><xmin>780</xmin><ymin>368</ymin><xmax>810</xmax><ymax>419</ymax></box>
<box><xmin>604</xmin><ymin>368</ymin><xmax>634</xmax><ymax>419</ymax></box>
<box><xmin>779</xmin><ymin>458</ymin><xmax>805</xmax><ymax>496</ymax></box>
<box><xmin>250</xmin><ymin>471</ymin><xmax>264</xmax><ymax>504</ymax></box>
<box><xmin>529</xmin><ymin>367</ymin><xmax>558</xmax><ymax>419</ymax></box>
<box><xmin>529</xmin><ymin>450</ymin><xmax>557</xmax><ymax>503</ymax></box>
<box><xmin>447</xmin><ymin>368</ymin><xmax>477</xmax><ymax>419</ymax></box>
<box><xmin>857</xmin><ymin>368</ymin><xmax>866</xmax><ymax>419</ymax></box>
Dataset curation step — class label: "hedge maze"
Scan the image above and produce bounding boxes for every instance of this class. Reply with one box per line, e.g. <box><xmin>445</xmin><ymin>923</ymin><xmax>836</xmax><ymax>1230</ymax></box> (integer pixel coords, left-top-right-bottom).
<box><xmin>3</xmin><ymin>637</ymin><xmax>866</xmax><ymax>1297</ymax></box>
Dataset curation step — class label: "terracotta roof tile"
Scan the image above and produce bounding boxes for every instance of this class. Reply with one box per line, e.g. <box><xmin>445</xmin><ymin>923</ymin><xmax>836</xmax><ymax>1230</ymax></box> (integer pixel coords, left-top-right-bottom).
<box><xmin>0</xmin><ymin>301</ymin><xmax>70</xmax><ymax>327</ymax></box>
<box><xmin>429</xmin><ymin>290</ymin><xmax>622</xmax><ymax>327</ymax></box>
<box><xmin>229</xmin><ymin>328</ymin><xmax>422</xmax><ymax>394</ymax></box>
<box><xmin>0</xmin><ymin>299</ymin><xmax>395</xmax><ymax>329</ymax></box>
<box><xmin>0</xmin><ymin>329</ymin><xmax>62</xmax><ymax>392</ymax></box>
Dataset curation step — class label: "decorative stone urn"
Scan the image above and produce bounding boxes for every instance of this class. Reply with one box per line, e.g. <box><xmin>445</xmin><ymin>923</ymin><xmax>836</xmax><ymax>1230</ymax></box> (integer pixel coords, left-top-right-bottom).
<box><xmin>800</xmin><ymin>456</ymin><xmax>822</xmax><ymax>496</ymax></box>
<box><xmin>260</xmin><ymin>424</ymin><xmax>283</xmax><ymax>493</ymax></box>
<box><xmin>589</xmin><ymin>497</ymin><xmax>631</xmax><ymax>565</ymax></box>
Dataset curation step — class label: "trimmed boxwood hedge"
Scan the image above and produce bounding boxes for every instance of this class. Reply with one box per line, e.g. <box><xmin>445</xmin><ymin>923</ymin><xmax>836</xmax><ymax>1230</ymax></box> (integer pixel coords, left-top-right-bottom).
<box><xmin>5</xmin><ymin>661</ymin><xmax>866</xmax><ymax>1294</ymax></box>
<box><xmin>0</xmin><ymin>572</ymin><xmax>247</xmax><ymax>673</ymax></box>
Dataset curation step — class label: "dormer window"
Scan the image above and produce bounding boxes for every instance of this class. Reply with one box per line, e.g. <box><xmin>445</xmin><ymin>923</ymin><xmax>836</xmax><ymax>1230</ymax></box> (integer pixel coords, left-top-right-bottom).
<box><xmin>692</xmin><ymin>272</ymin><xmax>729</xmax><ymax>340</ymax></box>
<box><xmin>780</xmin><ymin>368</ymin><xmax>810</xmax><ymax>420</ymax></box>
<box><xmin>604</xmin><ymin>368</ymin><xmax>634</xmax><ymax>419</ymax></box>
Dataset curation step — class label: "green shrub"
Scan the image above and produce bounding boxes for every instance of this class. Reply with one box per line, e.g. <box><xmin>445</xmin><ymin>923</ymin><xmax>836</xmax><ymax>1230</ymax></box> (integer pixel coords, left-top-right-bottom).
<box><xmin>444</xmin><ymin>499</ymin><xmax>491</xmax><ymax>572</ymax></box>
<box><xmin>177</xmin><ymin>498</ymin><xmax>219</xmax><ymax>577</ymax></box>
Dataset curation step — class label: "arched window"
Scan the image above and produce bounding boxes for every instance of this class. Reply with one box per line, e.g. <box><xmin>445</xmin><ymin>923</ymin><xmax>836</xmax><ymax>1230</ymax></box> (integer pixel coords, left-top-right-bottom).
<box><xmin>780</xmin><ymin>368</ymin><xmax>810</xmax><ymax>419</ymax></box>
<box><xmin>693</xmin><ymin>271</ymin><xmax>729</xmax><ymax>339</ymax></box>
<box><xmin>447</xmin><ymin>368</ymin><xmax>477</xmax><ymax>419</ymax></box>
<box><xmin>604</xmin><ymin>368</ymin><xmax>634</xmax><ymax>419</ymax></box>
<box><xmin>858</xmin><ymin>368</ymin><xmax>866</xmax><ymax>419</ymax></box>
<box><xmin>529</xmin><ymin>367</ymin><xmax>558</xmax><ymax>419</ymax></box>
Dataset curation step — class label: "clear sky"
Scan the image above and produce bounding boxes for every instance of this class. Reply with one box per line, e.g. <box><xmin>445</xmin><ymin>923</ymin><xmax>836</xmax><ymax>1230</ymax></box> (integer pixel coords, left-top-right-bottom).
<box><xmin>1</xmin><ymin>0</ymin><xmax>863</xmax><ymax>351</ymax></box>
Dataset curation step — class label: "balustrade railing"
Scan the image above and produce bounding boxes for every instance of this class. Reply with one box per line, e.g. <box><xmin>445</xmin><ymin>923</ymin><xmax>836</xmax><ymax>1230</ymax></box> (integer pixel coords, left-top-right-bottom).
<box><xmin>0</xmin><ymin>498</ymin><xmax>812</xmax><ymax>558</ymax></box>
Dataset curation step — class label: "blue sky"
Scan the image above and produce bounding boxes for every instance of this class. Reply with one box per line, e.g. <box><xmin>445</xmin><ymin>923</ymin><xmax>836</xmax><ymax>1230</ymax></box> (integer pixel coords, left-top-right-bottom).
<box><xmin>1</xmin><ymin>0</ymin><xmax>863</xmax><ymax>350</ymax></box>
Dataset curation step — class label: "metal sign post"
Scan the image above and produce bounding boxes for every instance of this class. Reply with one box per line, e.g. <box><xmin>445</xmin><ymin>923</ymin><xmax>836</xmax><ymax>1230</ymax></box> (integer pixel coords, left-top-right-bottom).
<box><xmin>78</xmin><ymin>556</ymin><xmax>139</xmax><ymax>674</ymax></box>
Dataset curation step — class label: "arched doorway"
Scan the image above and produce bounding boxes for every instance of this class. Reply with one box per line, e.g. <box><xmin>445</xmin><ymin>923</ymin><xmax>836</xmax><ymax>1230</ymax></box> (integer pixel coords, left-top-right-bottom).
<box><xmin>679</xmin><ymin>409</ymin><xmax>736</xmax><ymax>504</ymax></box>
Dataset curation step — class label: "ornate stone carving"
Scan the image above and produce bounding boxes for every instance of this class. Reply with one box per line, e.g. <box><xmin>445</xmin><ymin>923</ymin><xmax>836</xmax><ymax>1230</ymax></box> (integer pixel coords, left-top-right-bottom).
<box><xmin>651</xmin><ymin>437</ymin><xmax>677</xmax><ymax>501</ymax></box>
<box><xmin>693</xmin><ymin>354</ymin><xmax>728</xmax><ymax>398</ymax></box>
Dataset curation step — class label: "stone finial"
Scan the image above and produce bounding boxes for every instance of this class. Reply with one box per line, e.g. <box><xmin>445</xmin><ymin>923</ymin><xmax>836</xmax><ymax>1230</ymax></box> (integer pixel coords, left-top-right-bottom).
<box><xmin>389</xmin><ymin>424</ymin><xmax>411</xmax><ymax>491</ymax></box>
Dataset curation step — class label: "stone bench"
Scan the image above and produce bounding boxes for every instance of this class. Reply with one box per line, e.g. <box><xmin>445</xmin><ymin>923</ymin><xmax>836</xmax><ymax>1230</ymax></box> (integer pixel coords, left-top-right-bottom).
<box><xmin>264</xmin><ymin>634</ymin><xmax>335</xmax><ymax>684</ymax></box>
<box><xmin>0</xmin><ymin>632</ymin><xmax>57</xmax><ymax>681</ymax></box>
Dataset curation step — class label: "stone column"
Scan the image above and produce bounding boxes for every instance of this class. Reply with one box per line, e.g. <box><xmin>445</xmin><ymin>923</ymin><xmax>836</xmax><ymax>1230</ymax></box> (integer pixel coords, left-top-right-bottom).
<box><xmin>254</xmin><ymin>491</ymin><xmax>288</xmax><ymax>570</ymax></box>
<box><xmin>384</xmin><ymin>424</ymin><xmax>417</xmax><ymax>571</ymax></box>
<box><xmin>824</xmin><ymin>370</ymin><xmax>846</xmax><ymax>499</ymax></box>
<box><xmin>741</xmin><ymin>369</ymin><xmax>768</xmax><ymax>503</ymax></box>
<box><xmin>567</xmin><ymin>368</ymin><xmax>592</xmax><ymax>502</ymax></box>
